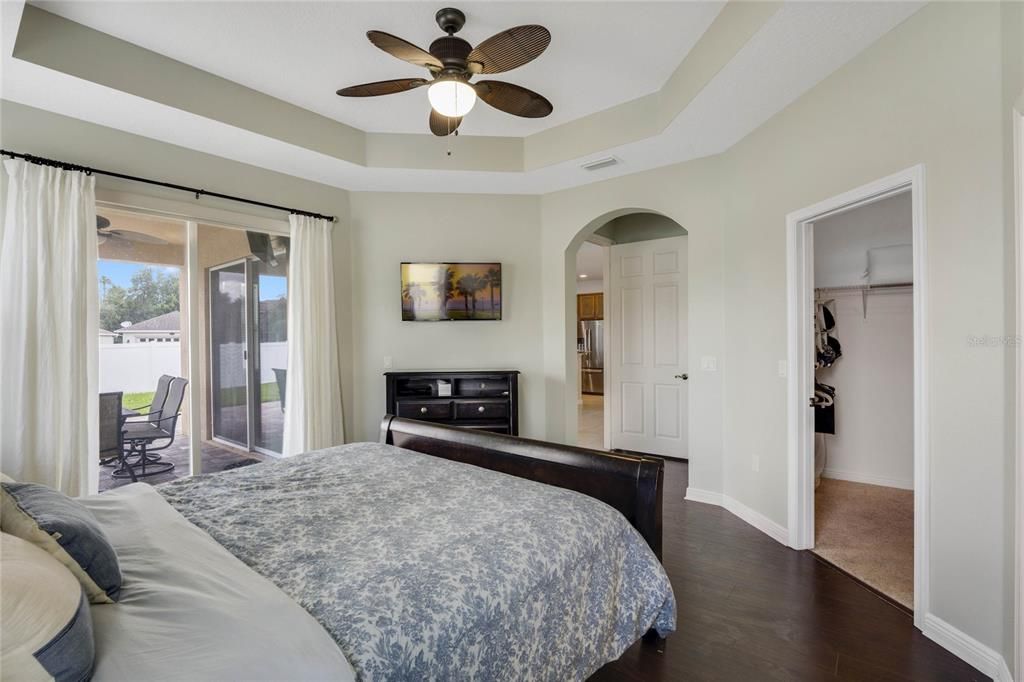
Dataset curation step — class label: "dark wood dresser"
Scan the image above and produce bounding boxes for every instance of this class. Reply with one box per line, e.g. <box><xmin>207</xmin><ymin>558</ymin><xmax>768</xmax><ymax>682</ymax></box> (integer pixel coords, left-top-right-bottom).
<box><xmin>384</xmin><ymin>370</ymin><xmax>519</xmax><ymax>435</ymax></box>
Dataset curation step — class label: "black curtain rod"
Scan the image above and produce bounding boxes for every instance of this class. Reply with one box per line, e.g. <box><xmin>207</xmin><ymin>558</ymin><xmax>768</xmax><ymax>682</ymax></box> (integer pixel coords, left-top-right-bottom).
<box><xmin>1</xmin><ymin>149</ymin><xmax>336</xmax><ymax>222</ymax></box>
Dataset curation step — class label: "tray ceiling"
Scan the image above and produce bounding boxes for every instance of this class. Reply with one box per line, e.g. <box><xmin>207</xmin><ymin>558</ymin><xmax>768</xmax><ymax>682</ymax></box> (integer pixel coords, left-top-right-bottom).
<box><xmin>31</xmin><ymin>0</ymin><xmax>726</xmax><ymax>137</ymax></box>
<box><xmin>2</xmin><ymin>1</ymin><xmax>924</xmax><ymax>193</ymax></box>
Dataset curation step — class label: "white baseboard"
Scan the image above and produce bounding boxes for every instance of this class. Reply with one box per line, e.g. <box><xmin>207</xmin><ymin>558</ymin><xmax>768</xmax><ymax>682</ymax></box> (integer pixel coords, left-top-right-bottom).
<box><xmin>721</xmin><ymin>495</ymin><xmax>790</xmax><ymax>546</ymax></box>
<box><xmin>922</xmin><ymin>613</ymin><xmax>1014</xmax><ymax>681</ymax></box>
<box><xmin>822</xmin><ymin>467</ymin><xmax>914</xmax><ymax>490</ymax></box>
<box><xmin>684</xmin><ymin>487</ymin><xmax>789</xmax><ymax>546</ymax></box>
<box><xmin>684</xmin><ymin>487</ymin><xmax>722</xmax><ymax>506</ymax></box>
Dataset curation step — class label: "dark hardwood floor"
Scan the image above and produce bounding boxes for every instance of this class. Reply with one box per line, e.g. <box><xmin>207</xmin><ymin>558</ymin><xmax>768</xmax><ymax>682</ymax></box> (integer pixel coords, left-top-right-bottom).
<box><xmin>591</xmin><ymin>460</ymin><xmax>986</xmax><ymax>682</ymax></box>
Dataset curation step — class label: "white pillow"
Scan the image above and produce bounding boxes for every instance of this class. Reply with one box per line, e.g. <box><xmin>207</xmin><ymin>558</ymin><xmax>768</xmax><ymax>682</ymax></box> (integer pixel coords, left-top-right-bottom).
<box><xmin>0</xmin><ymin>533</ymin><xmax>95</xmax><ymax>681</ymax></box>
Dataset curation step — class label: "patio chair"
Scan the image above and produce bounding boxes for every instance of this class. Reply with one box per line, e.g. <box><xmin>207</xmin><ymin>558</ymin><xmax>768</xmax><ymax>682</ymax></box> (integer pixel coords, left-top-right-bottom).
<box><xmin>114</xmin><ymin>377</ymin><xmax>188</xmax><ymax>480</ymax></box>
<box><xmin>133</xmin><ymin>374</ymin><xmax>173</xmax><ymax>422</ymax></box>
<box><xmin>127</xmin><ymin>374</ymin><xmax>173</xmax><ymax>465</ymax></box>
<box><xmin>99</xmin><ymin>391</ymin><xmax>125</xmax><ymax>468</ymax></box>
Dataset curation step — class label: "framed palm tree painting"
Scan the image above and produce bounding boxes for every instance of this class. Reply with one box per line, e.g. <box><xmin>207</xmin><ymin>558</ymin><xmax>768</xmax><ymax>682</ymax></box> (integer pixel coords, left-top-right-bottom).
<box><xmin>401</xmin><ymin>262</ymin><xmax>501</xmax><ymax>321</ymax></box>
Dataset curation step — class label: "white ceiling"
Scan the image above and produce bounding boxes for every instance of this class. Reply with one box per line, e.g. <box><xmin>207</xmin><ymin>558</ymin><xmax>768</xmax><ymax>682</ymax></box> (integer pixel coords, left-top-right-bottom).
<box><xmin>2</xmin><ymin>1</ymin><xmax>924</xmax><ymax>194</ymax></box>
<box><xmin>32</xmin><ymin>0</ymin><xmax>725</xmax><ymax>137</ymax></box>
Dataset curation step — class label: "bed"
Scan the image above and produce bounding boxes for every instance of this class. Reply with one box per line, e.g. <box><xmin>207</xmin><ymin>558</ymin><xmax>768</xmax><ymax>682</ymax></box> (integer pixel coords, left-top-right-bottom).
<box><xmin>84</xmin><ymin>416</ymin><xmax>676</xmax><ymax>681</ymax></box>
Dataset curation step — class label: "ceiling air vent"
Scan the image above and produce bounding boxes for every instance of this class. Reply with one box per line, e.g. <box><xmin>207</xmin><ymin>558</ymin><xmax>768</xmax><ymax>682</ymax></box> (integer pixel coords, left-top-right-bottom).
<box><xmin>580</xmin><ymin>156</ymin><xmax>620</xmax><ymax>172</ymax></box>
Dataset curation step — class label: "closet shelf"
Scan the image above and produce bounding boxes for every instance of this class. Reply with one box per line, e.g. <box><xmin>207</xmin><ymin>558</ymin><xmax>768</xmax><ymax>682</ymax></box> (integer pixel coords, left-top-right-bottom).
<box><xmin>814</xmin><ymin>282</ymin><xmax>913</xmax><ymax>319</ymax></box>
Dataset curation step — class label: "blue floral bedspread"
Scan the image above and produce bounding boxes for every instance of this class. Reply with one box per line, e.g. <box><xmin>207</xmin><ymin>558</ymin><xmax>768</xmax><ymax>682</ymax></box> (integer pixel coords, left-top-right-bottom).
<box><xmin>158</xmin><ymin>442</ymin><xmax>676</xmax><ymax>681</ymax></box>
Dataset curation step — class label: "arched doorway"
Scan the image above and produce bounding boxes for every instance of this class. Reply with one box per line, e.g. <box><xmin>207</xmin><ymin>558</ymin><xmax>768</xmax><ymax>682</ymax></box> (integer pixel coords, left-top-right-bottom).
<box><xmin>565</xmin><ymin>209</ymin><xmax>688</xmax><ymax>456</ymax></box>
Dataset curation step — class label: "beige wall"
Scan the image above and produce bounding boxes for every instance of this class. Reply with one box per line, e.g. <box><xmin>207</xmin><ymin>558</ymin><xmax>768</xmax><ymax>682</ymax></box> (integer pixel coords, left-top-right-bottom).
<box><xmin>348</xmin><ymin>192</ymin><xmax>544</xmax><ymax>442</ymax></box>
<box><xmin>541</xmin><ymin>1</ymin><xmax>1019</xmax><ymax>665</ymax></box>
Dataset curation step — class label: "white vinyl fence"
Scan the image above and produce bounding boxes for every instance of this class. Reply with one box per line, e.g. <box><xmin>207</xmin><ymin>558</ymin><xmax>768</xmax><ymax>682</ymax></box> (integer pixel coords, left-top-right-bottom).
<box><xmin>99</xmin><ymin>343</ymin><xmax>182</xmax><ymax>394</ymax></box>
<box><xmin>99</xmin><ymin>341</ymin><xmax>288</xmax><ymax>395</ymax></box>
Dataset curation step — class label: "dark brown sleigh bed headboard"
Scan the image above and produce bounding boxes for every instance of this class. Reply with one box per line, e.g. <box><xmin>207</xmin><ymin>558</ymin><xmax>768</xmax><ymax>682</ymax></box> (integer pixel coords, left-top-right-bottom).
<box><xmin>379</xmin><ymin>415</ymin><xmax>665</xmax><ymax>559</ymax></box>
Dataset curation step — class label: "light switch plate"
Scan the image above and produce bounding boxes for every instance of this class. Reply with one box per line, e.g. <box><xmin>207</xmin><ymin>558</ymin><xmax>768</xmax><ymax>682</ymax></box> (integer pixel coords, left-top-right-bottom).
<box><xmin>777</xmin><ymin>360</ymin><xmax>787</xmax><ymax>378</ymax></box>
<box><xmin>383</xmin><ymin>356</ymin><xmax>393</xmax><ymax>370</ymax></box>
<box><xmin>700</xmin><ymin>356</ymin><xmax>717</xmax><ymax>371</ymax></box>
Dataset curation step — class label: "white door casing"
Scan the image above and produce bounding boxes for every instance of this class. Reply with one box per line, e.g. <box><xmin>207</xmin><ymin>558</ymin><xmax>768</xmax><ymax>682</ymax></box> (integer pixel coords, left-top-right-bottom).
<box><xmin>786</xmin><ymin>164</ymin><xmax>927</xmax><ymax>628</ymax></box>
<box><xmin>608</xmin><ymin>236</ymin><xmax>688</xmax><ymax>457</ymax></box>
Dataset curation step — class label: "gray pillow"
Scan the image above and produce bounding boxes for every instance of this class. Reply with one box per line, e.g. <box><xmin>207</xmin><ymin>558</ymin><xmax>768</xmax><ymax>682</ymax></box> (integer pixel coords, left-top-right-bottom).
<box><xmin>1</xmin><ymin>482</ymin><xmax>122</xmax><ymax>603</ymax></box>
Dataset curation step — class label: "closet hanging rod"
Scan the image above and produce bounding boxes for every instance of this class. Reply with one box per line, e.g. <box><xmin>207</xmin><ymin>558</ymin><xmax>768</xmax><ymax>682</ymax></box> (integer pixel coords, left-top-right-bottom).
<box><xmin>816</xmin><ymin>282</ymin><xmax>913</xmax><ymax>319</ymax></box>
<box><xmin>815</xmin><ymin>282</ymin><xmax>913</xmax><ymax>293</ymax></box>
<box><xmin>0</xmin><ymin>149</ymin><xmax>336</xmax><ymax>222</ymax></box>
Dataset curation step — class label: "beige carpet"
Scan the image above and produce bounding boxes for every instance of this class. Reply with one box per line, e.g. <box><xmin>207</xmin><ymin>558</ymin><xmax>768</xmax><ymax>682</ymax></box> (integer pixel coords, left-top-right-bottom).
<box><xmin>813</xmin><ymin>478</ymin><xmax>914</xmax><ymax>609</ymax></box>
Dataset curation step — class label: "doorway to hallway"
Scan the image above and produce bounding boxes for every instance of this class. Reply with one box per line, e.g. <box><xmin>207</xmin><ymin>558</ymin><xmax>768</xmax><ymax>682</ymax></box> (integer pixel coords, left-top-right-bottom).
<box><xmin>569</xmin><ymin>212</ymin><xmax>688</xmax><ymax>458</ymax></box>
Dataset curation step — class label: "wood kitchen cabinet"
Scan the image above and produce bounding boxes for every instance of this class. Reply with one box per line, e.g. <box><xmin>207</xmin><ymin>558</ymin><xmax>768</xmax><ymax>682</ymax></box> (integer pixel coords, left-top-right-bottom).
<box><xmin>577</xmin><ymin>293</ymin><xmax>604</xmax><ymax>321</ymax></box>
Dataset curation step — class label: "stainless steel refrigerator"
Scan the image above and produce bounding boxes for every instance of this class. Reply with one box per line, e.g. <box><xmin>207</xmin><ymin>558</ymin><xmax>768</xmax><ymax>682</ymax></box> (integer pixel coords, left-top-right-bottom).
<box><xmin>578</xmin><ymin>319</ymin><xmax>604</xmax><ymax>394</ymax></box>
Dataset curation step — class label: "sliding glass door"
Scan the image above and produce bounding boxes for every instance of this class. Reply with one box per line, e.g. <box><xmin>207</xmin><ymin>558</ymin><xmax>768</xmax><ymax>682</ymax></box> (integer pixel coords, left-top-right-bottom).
<box><xmin>210</xmin><ymin>262</ymin><xmax>249</xmax><ymax>448</ymax></box>
<box><xmin>209</xmin><ymin>246</ymin><xmax>288</xmax><ymax>456</ymax></box>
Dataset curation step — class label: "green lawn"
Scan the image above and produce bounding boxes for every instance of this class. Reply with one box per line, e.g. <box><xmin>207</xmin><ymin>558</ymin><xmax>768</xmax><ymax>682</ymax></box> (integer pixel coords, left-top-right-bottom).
<box><xmin>123</xmin><ymin>392</ymin><xmax>155</xmax><ymax>411</ymax></box>
<box><xmin>217</xmin><ymin>382</ymin><xmax>280</xmax><ymax>407</ymax></box>
<box><xmin>122</xmin><ymin>382</ymin><xmax>279</xmax><ymax>412</ymax></box>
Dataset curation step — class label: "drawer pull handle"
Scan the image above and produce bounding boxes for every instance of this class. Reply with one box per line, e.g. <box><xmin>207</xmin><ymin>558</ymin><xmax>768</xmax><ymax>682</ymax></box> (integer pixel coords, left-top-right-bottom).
<box><xmin>478</xmin><ymin>406</ymin><xmax>486</xmax><ymax>413</ymax></box>
<box><xmin>420</xmin><ymin>407</ymin><xmax>428</xmax><ymax>414</ymax></box>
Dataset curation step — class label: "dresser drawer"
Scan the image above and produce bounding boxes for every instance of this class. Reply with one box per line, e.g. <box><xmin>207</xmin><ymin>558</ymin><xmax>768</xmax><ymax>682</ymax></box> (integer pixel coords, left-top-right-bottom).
<box><xmin>397</xmin><ymin>400</ymin><xmax>452</xmax><ymax>420</ymax></box>
<box><xmin>454</xmin><ymin>400</ymin><xmax>509</xmax><ymax>420</ymax></box>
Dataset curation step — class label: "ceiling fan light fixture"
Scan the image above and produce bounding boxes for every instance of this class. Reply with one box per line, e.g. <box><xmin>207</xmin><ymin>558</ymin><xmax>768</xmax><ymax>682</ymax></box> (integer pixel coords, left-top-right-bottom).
<box><xmin>428</xmin><ymin>79</ymin><xmax>476</xmax><ymax>118</ymax></box>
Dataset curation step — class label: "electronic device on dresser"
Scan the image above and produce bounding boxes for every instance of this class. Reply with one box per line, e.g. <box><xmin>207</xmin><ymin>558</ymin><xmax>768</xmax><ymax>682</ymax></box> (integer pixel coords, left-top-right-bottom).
<box><xmin>384</xmin><ymin>370</ymin><xmax>519</xmax><ymax>435</ymax></box>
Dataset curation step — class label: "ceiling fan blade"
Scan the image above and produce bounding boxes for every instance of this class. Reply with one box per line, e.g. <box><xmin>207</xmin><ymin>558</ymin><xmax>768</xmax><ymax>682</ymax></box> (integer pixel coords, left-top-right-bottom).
<box><xmin>337</xmin><ymin>78</ymin><xmax>429</xmax><ymax>97</ymax></box>
<box><xmin>467</xmin><ymin>25</ymin><xmax>550</xmax><ymax>75</ymax></box>
<box><xmin>108</xmin><ymin>230</ymin><xmax>169</xmax><ymax>246</ymax></box>
<box><xmin>473</xmin><ymin>81</ymin><xmax>553</xmax><ymax>118</ymax></box>
<box><xmin>367</xmin><ymin>31</ymin><xmax>443</xmax><ymax>70</ymax></box>
<box><xmin>429</xmin><ymin>109</ymin><xmax>463</xmax><ymax>137</ymax></box>
<box><xmin>97</xmin><ymin>233</ymin><xmax>131</xmax><ymax>248</ymax></box>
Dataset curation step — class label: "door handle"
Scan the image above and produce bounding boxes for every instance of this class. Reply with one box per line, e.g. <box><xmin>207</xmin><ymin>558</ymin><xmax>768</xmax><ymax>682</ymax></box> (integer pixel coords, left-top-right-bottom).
<box><xmin>674</xmin><ymin>373</ymin><xmax>688</xmax><ymax>381</ymax></box>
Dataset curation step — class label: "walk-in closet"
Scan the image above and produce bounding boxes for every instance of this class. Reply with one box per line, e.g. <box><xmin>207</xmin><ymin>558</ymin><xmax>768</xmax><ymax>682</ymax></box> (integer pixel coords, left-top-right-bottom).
<box><xmin>810</xmin><ymin>190</ymin><xmax>915</xmax><ymax>609</ymax></box>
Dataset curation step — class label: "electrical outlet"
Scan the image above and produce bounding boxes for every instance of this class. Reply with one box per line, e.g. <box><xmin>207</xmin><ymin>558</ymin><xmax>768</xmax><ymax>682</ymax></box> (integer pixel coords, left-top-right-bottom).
<box><xmin>383</xmin><ymin>356</ymin><xmax>393</xmax><ymax>370</ymax></box>
<box><xmin>777</xmin><ymin>360</ymin><xmax>787</xmax><ymax>378</ymax></box>
<box><xmin>752</xmin><ymin>454</ymin><xmax>760</xmax><ymax>472</ymax></box>
<box><xmin>700</xmin><ymin>356</ymin><xmax>717</xmax><ymax>371</ymax></box>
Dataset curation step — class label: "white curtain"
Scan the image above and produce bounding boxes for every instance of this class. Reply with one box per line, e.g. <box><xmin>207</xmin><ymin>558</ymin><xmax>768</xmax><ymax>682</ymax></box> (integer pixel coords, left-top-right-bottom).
<box><xmin>0</xmin><ymin>159</ymin><xmax>98</xmax><ymax>496</ymax></box>
<box><xmin>282</xmin><ymin>214</ymin><xmax>345</xmax><ymax>455</ymax></box>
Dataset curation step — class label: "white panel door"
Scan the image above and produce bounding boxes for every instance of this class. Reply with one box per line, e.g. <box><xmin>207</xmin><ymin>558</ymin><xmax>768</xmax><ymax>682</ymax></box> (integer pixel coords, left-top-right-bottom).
<box><xmin>608</xmin><ymin>236</ymin><xmax>688</xmax><ymax>457</ymax></box>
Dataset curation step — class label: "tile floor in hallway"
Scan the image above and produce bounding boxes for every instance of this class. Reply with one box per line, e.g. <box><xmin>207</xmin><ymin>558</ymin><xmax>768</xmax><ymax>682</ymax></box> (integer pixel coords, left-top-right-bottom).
<box><xmin>578</xmin><ymin>393</ymin><xmax>605</xmax><ymax>450</ymax></box>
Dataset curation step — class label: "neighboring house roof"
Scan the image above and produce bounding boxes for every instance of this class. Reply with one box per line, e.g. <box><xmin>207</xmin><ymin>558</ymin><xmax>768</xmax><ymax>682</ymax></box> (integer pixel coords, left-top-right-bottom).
<box><xmin>98</xmin><ymin>328</ymin><xmax>116</xmax><ymax>337</ymax></box>
<box><xmin>120</xmin><ymin>310</ymin><xmax>180</xmax><ymax>333</ymax></box>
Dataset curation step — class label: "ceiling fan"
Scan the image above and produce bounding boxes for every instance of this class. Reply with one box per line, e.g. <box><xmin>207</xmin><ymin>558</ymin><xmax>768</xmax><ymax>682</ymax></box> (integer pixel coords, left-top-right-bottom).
<box><xmin>96</xmin><ymin>215</ymin><xmax>169</xmax><ymax>247</ymax></box>
<box><xmin>337</xmin><ymin>7</ymin><xmax>553</xmax><ymax>136</ymax></box>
